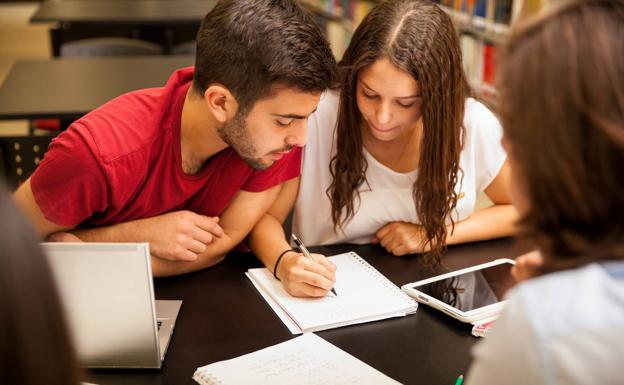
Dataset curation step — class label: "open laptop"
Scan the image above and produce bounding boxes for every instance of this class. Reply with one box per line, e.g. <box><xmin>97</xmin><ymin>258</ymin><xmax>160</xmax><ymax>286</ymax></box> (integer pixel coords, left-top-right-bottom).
<box><xmin>41</xmin><ymin>242</ymin><xmax>182</xmax><ymax>369</ymax></box>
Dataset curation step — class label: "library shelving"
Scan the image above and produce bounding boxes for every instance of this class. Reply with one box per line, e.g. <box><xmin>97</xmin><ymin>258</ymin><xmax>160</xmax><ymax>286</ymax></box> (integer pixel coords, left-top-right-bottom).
<box><xmin>301</xmin><ymin>0</ymin><xmax>546</xmax><ymax>106</ymax></box>
<box><xmin>301</xmin><ymin>0</ymin><xmax>376</xmax><ymax>58</ymax></box>
<box><xmin>433</xmin><ymin>0</ymin><xmax>546</xmax><ymax>106</ymax></box>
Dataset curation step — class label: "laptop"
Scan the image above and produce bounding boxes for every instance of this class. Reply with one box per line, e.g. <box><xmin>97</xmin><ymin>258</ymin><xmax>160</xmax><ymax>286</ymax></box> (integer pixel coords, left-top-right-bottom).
<box><xmin>41</xmin><ymin>242</ymin><xmax>182</xmax><ymax>369</ymax></box>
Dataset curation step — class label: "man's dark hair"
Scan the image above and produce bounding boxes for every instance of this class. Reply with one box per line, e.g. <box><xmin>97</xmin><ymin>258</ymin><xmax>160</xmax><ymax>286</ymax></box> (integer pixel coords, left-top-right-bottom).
<box><xmin>193</xmin><ymin>0</ymin><xmax>338</xmax><ymax>112</ymax></box>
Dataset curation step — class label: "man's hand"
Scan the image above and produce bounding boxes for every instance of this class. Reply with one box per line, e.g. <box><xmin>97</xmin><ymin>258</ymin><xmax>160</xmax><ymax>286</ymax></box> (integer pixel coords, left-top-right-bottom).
<box><xmin>373</xmin><ymin>222</ymin><xmax>430</xmax><ymax>256</ymax></box>
<box><xmin>276</xmin><ymin>252</ymin><xmax>337</xmax><ymax>297</ymax></box>
<box><xmin>47</xmin><ymin>232</ymin><xmax>83</xmax><ymax>242</ymax></box>
<box><xmin>512</xmin><ymin>250</ymin><xmax>543</xmax><ymax>282</ymax></box>
<box><xmin>143</xmin><ymin>210</ymin><xmax>224</xmax><ymax>262</ymax></box>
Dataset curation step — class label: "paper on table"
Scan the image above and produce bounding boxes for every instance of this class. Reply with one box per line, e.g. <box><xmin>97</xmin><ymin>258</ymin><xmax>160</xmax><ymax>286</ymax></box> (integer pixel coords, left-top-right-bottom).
<box><xmin>193</xmin><ymin>333</ymin><xmax>402</xmax><ymax>385</ymax></box>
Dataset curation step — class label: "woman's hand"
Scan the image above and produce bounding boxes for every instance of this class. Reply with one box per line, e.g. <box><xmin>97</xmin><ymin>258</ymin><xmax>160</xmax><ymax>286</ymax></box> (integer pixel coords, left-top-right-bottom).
<box><xmin>276</xmin><ymin>252</ymin><xmax>337</xmax><ymax>297</ymax></box>
<box><xmin>511</xmin><ymin>250</ymin><xmax>543</xmax><ymax>282</ymax></box>
<box><xmin>373</xmin><ymin>222</ymin><xmax>430</xmax><ymax>256</ymax></box>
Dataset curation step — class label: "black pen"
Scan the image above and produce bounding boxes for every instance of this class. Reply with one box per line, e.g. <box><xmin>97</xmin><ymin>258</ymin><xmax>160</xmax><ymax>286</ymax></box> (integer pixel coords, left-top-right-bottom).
<box><xmin>291</xmin><ymin>233</ymin><xmax>338</xmax><ymax>296</ymax></box>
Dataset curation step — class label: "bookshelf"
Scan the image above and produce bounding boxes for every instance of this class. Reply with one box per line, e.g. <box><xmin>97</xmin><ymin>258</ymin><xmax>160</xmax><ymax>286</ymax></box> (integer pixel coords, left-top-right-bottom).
<box><xmin>301</xmin><ymin>0</ymin><xmax>547</xmax><ymax>106</ymax></box>
<box><xmin>301</xmin><ymin>0</ymin><xmax>376</xmax><ymax>58</ymax></box>
<box><xmin>432</xmin><ymin>1</ymin><xmax>546</xmax><ymax>106</ymax></box>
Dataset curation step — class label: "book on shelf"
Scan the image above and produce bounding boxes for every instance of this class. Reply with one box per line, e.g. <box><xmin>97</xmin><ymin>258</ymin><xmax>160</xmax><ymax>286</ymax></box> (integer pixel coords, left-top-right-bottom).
<box><xmin>326</xmin><ymin>19</ymin><xmax>349</xmax><ymax>59</ymax></box>
<box><xmin>434</xmin><ymin>0</ymin><xmax>546</xmax><ymax>27</ymax></box>
<box><xmin>302</xmin><ymin>0</ymin><xmax>376</xmax><ymax>59</ymax></box>
<box><xmin>481</xmin><ymin>42</ymin><xmax>496</xmax><ymax>87</ymax></box>
<box><xmin>302</xmin><ymin>0</ymin><xmax>375</xmax><ymax>22</ymax></box>
<box><xmin>460</xmin><ymin>33</ymin><xmax>498</xmax><ymax>104</ymax></box>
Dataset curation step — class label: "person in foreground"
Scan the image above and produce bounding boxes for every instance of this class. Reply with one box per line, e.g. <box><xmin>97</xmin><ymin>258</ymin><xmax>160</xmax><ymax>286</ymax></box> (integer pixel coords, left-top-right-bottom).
<box><xmin>0</xmin><ymin>187</ymin><xmax>82</xmax><ymax>385</ymax></box>
<box><xmin>466</xmin><ymin>1</ymin><xmax>624</xmax><ymax>384</ymax></box>
<box><xmin>249</xmin><ymin>0</ymin><xmax>517</xmax><ymax>297</ymax></box>
<box><xmin>12</xmin><ymin>0</ymin><xmax>337</xmax><ymax>276</ymax></box>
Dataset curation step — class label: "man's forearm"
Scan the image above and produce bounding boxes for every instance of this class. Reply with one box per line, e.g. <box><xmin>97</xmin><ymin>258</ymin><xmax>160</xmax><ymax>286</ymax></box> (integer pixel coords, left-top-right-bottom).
<box><xmin>151</xmin><ymin>231</ymin><xmax>238</xmax><ymax>276</ymax></box>
<box><xmin>71</xmin><ymin>219</ymin><xmax>148</xmax><ymax>243</ymax></box>
<box><xmin>151</xmin><ymin>252</ymin><xmax>226</xmax><ymax>276</ymax></box>
<box><xmin>71</xmin><ymin>217</ymin><xmax>235</xmax><ymax>276</ymax></box>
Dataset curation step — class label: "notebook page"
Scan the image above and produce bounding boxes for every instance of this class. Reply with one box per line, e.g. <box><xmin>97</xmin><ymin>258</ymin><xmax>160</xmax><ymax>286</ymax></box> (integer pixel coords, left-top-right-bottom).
<box><xmin>193</xmin><ymin>333</ymin><xmax>402</xmax><ymax>385</ymax></box>
<box><xmin>247</xmin><ymin>252</ymin><xmax>417</xmax><ymax>332</ymax></box>
<box><xmin>246</xmin><ymin>271</ymin><xmax>396</xmax><ymax>334</ymax></box>
<box><xmin>245</xmin><ymin>271</ymin><xmax>301</xmax><ymax>334</ymax></box>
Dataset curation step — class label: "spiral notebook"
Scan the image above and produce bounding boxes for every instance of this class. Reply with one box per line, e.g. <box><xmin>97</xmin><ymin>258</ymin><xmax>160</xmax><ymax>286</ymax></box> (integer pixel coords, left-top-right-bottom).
<box><xmin>193</xmin><ymin>333</ymin><xmax>402</xmax><ymax>385</ymax></box>
<box><xmin>246</xmin><ymin>252</ymin><xmax>418</xmax><ymax>334</ymax></box>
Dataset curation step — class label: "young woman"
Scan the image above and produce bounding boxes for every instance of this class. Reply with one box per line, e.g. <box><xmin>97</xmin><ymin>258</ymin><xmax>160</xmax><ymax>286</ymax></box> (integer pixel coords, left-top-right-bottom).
<box><xmin>0</xmin><ymin>187</ymin><xmax>82</xmax><ymax>385</ymax></box>
<box><xmin>249</xmin><ymin>0</ymin><xmax>517</xmax><ymax>297</ymax></box>
<box><xmin>466</xmin><ymin>1</ymin><xmax>624</xmax><ymax>383</ymax></box>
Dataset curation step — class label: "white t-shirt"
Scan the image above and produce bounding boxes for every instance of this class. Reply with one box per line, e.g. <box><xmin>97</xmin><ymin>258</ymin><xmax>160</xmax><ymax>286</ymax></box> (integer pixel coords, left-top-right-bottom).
<box><xmin>292</xmin><ymin>90</ymin><xmax>506</xmax><ymax>246</ymax></box>
<box><xmin>466</xmin><ymin>262</ymin><xmax>624</xmax><ymax>385</ymax></box>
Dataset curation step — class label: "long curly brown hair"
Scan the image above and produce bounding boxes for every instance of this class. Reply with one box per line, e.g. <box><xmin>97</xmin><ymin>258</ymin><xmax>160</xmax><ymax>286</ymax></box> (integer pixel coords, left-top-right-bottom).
<box><xmin>499</xmin><ymin>0</ymin><xmax>624</xmax><ymax>273</ymax></box>
<box><xmin>328</xmin><ymin>0</ymin><xmax>470</xmax><ymax>265</ymax></box>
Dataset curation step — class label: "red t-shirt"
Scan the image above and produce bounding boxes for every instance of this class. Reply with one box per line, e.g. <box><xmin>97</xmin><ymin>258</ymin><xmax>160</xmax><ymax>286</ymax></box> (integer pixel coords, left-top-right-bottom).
<box><xmin>31</xmin><ymin>67</ymin><xmax>302</xmax><ymax>227</ymax></box>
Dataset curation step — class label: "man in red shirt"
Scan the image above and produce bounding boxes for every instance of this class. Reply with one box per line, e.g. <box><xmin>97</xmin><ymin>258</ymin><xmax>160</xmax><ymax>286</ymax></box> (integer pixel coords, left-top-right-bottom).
<box><xmin>13</xmin><ymin>0</ymin><xmax>337</xmax><ymax>277</ymax></box>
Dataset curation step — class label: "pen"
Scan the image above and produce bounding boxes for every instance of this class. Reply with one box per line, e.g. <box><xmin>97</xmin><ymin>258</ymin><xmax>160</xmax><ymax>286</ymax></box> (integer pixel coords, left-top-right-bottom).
<box><xmin>291</xmin><ymin>233</ymin><xmax>338</xmax><ymax>296</ymax></box>
<box><xmin>454</xmin><ymin>374</ymin><xmax>463</xmax><ymax>385</ymax></box>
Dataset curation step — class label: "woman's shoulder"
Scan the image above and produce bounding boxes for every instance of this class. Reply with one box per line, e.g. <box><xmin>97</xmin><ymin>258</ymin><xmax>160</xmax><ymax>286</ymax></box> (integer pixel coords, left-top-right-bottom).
<box><xmin>316</xmin><ymin>89</ymin><xmax>341</xmax><ymax>117</ymax></box>
<box><xmin>306</xmin><ymin>90</ymin><xmax>341</xmax><ymax>144</ymax></box>
<box><xmin>507</xmin><ymin>263</ymin><xmax>624</xmax><ymax>332</ymax></box>
<box><xmin>463</xmin><ymin>97</ymin><xmax>500</xmax><ymax>131</ymax></box>
<box><xmin>461</xmin><ymin>97</ymin><xmax>504</xmax><ymax>156</ymax></box>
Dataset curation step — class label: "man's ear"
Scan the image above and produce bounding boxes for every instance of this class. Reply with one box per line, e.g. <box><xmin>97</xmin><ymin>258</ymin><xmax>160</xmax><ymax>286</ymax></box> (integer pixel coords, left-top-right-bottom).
<box><xmin>203</xmin><ymin>84</ymin><xmax>238</xmax><ymax>123</ymax></box>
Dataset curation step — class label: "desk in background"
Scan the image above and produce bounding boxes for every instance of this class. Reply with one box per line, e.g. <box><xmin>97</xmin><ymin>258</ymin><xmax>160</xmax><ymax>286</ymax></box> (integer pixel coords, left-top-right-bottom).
<box><xmin>0</xmin><ymin>56</ymin><xmax>193</xmax><ymax>121</ymax></box>
<box><xmin>31</xmin><ymin>0</ymin><xmax>217</xmax><ymax>56</ymax></box>
<box><xmin>88</xmin><ymin>238</ymin><xmax>531</xmax><ymax>385</ymax></box>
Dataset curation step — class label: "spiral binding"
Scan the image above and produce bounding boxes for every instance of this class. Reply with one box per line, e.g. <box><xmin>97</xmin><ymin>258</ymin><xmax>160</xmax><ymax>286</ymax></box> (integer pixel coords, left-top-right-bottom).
<box><xmin>193</xmin><ymin>370</ymin><xmax>225</xmax><ymax>385</ymax></box>
<box><xmin>348</xmin><ymin>252</ymin><xmax>417</xmax><ymax>307</ymax></box>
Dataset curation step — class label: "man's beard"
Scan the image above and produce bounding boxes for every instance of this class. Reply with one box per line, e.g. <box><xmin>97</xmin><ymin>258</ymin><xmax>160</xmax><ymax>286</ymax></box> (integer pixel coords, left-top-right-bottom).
<box><xmin>217</xmin><ymin>111</ymin><xmax>268</xmax><ymax>170</ymax></box>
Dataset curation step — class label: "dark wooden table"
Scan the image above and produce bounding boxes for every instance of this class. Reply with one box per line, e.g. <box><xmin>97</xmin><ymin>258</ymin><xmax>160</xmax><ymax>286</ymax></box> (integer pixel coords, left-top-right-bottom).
<box><xmin>0</xmin><ymin>56</ymin><xmax>193</xmax><ymax>121</ymax></box>
<box><xmin>31</xmin><ymin>0</ymin><xmax>217</xmax><ymax>56</ymax></box>
<box><xmin>86</xmin><ymin>238</ymin><xmax>531</xmax><ymax>385</ymax></box>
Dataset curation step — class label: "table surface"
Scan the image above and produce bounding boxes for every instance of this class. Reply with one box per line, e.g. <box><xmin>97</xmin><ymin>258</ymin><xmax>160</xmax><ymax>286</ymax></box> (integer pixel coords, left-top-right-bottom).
<box><xmin>0</xmin><ymin>56</ymin><xmax>193</xmax><ymax>121</ymax></box>
<box><xmin>31</xmin><ymin>0</ymin><xmax>216</xmax><ymax>25</ymax></box>
<box><xmin>86</xmin><ymin>238</ymin><xmax>531</xmax><ymax>385</ymax></box>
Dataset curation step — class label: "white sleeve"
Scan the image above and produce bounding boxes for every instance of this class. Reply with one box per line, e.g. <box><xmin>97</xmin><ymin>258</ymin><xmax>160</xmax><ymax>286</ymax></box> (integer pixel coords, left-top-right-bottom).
<box><xmin>293</xmin><ymin>91</ymin><xmax>340</xmax><ymax>246</ymax></box>
<box><xmin>465</xmin><ymin>101</ymin><xmax>507</xmax><ymax>192</ymax></box>
<box><xmin>465</xmin><ymin>292</ymin><xmax>544</xmax><ymax>385</ymax></box>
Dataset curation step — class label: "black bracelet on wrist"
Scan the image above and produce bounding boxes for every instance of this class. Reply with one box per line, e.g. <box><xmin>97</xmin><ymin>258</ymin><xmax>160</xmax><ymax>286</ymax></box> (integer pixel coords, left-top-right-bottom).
<box><xmin>274</xmin><ymin>248</ymin><xmax>297</xmax><ymax>281</ymax></box>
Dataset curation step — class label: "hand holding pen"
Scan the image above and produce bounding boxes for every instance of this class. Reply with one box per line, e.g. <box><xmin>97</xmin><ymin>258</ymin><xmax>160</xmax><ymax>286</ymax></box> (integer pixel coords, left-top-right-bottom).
<box><xmin>292</xmin><ymin>233</ymin><xmax>338</xmax><ymax>296</ymax></box>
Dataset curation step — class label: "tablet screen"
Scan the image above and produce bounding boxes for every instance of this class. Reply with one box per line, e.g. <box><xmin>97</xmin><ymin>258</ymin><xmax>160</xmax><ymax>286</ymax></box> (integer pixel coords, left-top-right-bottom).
<box><xmin>413</xmin><ymin>262</ymin><xmax>516</xmax><ymax>312</ymax></box>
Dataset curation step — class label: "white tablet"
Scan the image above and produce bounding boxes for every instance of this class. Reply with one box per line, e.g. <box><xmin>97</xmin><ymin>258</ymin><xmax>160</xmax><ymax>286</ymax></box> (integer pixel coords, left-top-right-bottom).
<box><xmin>401</xmin><ymin>259</ymin><xmax>516</xmax><ymax>323</ymax></box>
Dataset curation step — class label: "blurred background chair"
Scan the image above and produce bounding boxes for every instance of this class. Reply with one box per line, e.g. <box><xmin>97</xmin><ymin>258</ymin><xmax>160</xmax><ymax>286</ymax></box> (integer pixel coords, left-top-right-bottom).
<box><xmin>0</xmin><ymin>134</ymin><xmax>57</xmax><ymax>190</ymax></box>
<box><xmin>171</xmin><ymin>40</ymin><xmax>196</xmax><ymax>56</ymax></box>
<box><xmin>60</xmin><ymin>37</ymin><xmax>163</xmax><ymax>57</ymax></box>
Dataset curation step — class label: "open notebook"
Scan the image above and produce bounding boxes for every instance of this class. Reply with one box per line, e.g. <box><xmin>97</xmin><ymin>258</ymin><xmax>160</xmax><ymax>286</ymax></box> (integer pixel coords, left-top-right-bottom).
<box><xmin>246</xmin><ymin>252</ymin><xmax>418</xmax><ymax>334</ymax></box>
<box><xmin>193</xmin><ymin>333</ymin><xmax>402</xmax><ymax>385</ymax></box>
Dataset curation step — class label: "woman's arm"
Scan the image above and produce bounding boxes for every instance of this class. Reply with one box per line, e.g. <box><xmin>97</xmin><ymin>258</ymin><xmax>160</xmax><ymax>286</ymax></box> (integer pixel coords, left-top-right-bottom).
<box><xmin>375</xmin><ymin>161</ymin><xmax>518</xmax><ymax>256</ymax></box>
<box><xmin>446</xmin><ymin>161</ymin><xmax>517</xmax><ymax>245</ymax></box>
<box><xmin>248</xmin><ymin>177</ymin><xmax>336</xmax><ymax>297</ymax></box>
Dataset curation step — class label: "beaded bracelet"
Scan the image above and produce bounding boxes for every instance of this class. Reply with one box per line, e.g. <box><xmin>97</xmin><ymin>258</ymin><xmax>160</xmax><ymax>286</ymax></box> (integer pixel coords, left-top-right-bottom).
<box><xmin>273</xmin><ymin>248</ymin><xmax>298</xmax><ymax>280</ymax></box>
